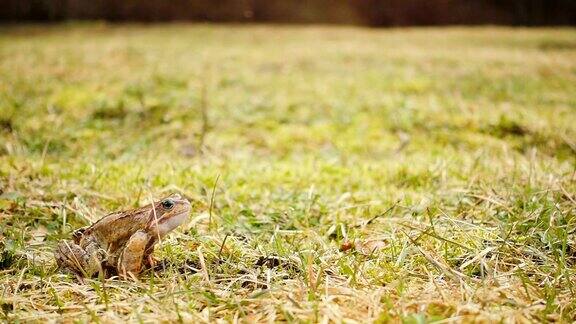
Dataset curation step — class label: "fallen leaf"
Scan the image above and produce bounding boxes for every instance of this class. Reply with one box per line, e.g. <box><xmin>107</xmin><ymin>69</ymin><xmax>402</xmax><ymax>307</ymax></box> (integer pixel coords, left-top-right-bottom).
<box><xmin>28</xmin><ymin>226</ymin><xmax>48</xmax><ymax>244</ymax></box>
<box><xmin>340</xmin><ymin>239</ymin><xmax>388</xmax><ymax>255</ymax></box>
<box><xmin>354</xmin><ymin>239</ymin><xmax>387</xmax><ymax>255</ymax></box>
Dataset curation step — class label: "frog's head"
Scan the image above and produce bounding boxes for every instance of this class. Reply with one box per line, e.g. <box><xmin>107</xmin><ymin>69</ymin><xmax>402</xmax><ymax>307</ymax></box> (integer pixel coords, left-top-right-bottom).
<box><xmin>146</xmin><ymin>194</ymin><xmax>191</xmax><ymax>238</ymax></box>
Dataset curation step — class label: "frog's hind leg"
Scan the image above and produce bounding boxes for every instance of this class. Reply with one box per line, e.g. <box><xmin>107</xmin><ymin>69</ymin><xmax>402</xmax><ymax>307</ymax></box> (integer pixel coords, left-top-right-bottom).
<box><xmin>54</xmin><ymin>240</ymin><xmax>103</xmax><ymax>278</ymax></box>
<box><xmin>55</xmin><ymin>240</ymin><xmax>89</xmax><ymax>276</ymax></box>
<box><xmin>117</xmin><ymin>230</ymin><xmax>151</xmax><ymax>278</ymax></box>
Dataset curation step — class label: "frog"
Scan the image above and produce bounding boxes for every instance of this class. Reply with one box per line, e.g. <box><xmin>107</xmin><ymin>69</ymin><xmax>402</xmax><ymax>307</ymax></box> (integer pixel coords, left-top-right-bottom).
<box><xmin>54</xmin><ymin>194</ymin><xmax>191</xmax><ymax>278</ymax></box>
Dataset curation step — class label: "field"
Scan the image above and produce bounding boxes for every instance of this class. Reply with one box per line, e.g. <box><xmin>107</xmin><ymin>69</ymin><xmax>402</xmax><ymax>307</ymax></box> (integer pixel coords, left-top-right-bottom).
<box><xmin>0</xmin><ymin>24</ymin><xmax>575</xmax><ymax>322</ymax></box>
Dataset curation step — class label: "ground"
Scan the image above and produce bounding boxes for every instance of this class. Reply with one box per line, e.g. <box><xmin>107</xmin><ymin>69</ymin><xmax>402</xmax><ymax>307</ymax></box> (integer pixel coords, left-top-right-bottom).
<box><xmin>0</xmin><ymin>24</ymin><xmax>575</xmax><ymax>322</ymax></box>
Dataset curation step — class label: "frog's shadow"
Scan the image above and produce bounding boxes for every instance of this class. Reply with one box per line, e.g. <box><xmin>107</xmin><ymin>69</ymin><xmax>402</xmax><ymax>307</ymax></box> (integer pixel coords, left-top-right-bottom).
<box><xmin>92</xmin><ymin>259</ymin><xmax>199</xmax><ymax>279</ymax></box>
<box><xmin>148</xmin><ymin>259</ymin><xmax>200</xmax><ymax>276</ymax></box>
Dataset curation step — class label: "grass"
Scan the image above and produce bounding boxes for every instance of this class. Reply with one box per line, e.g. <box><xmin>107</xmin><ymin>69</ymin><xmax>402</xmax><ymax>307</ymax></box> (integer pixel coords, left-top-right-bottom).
<box><xmin>0</xmin><ymin>23</ymin><xmax>575</xmax><ymax>322</ymax></box>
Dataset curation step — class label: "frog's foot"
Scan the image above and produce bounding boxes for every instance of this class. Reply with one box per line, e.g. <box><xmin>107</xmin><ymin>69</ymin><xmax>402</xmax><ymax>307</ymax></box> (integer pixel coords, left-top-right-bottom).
<box><xmin>146</xmin><ymin>254</ymin><xmax>157</xmax><ymax>269</ymax></box>
<box><xmin>58</xmin><ymin>266</ymin><xmax>86</xmax><ymax>283</ymax></box>
<box><xmin>54</xmin><ymin>240</ymin><xmax>103</xmax><ymax>278</ymax></box>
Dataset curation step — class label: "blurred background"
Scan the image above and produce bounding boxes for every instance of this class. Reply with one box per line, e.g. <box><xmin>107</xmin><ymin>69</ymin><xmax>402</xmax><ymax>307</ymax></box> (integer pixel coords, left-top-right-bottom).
<box><xmin>1</xmin><ymin>0</ymin><xmax>576</xmax><ymax>322</ymax></box>
<box><xmin>2</xmin><ymin>0</ymin><xmax>576</xmax><ymax>26</ymax></box>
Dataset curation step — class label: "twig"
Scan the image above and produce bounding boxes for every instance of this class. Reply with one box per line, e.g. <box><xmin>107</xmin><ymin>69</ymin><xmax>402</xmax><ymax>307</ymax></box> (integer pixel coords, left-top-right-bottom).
<box><xmin>354</xmin><ymin>200</ymin><xmax>399</xmax><ymax>228</ymax></box>
<box><xmin>398</xmin><ymin>222</ymin><xmax>474</xmax><ymax>251</ymax></box>
<box><xmin>218</xmin><ymin>233</ymin><xmax>229</xmax><ymax>260</ymax></box>
<box><xmin>466</xmin><ymin>193</ymin><xmax>514</xmax><ymax>214</ymax></box>
<box><xmin>366</xmin><ymin>200</ymin><xmax>400</xmax><ymax>225</ymax></box>
<box><xmin>402</xmin><ymin>230</ymin><xmax>479</xmax><ymax>283</ymax></box>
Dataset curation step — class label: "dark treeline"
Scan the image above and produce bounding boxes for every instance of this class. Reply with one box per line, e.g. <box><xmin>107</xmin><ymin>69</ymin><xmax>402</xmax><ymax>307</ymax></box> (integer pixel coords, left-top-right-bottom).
<box><xmin>1</xmin><ymin>0</ymin><xmax>575</xmax><ymax>26</ymax></box>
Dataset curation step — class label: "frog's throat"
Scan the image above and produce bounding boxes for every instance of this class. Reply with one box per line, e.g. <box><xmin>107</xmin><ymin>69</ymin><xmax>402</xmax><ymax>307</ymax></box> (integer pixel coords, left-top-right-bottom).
<box><xmin>151</xmin><ymin>210</ymin><xmax>189</xmax><ymax>238</ymax></box>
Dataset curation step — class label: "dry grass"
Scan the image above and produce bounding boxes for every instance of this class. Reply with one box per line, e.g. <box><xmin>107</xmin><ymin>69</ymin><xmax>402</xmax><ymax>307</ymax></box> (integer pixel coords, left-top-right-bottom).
<box><xmin>0</xmin><ymin>24</ymin><xmax>575</xmax><ymax>322</ymax></box>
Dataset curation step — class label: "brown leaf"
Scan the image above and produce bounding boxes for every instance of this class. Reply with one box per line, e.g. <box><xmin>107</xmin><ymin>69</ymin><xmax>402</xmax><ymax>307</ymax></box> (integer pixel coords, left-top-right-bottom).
<box><xmin>354</xmin><ymin>239</ymin><xmax>387</xmax><ymax>255</ymax></box>
<box><xmin>28</xmin><ymin>226</ymin><xmax>48</xmax><ymax>244</ymax></box>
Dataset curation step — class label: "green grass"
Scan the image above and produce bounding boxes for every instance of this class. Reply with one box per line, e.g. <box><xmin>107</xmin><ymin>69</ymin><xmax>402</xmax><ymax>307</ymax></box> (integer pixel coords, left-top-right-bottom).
<box><xmin>0</xmin><ymin>23</ymin><xmax>575</xmax><ymax>322</ymax></box>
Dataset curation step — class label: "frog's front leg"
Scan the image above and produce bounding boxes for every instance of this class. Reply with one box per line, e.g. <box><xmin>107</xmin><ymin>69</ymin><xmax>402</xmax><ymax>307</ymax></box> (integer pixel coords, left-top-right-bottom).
<box><xmin>117</xmin><ymin>230</ymin><xmax>152</xmax><ymax>277</ymax></box>
<box><xmin>55</xmin><ymin>238</ymin><xmax>105</xmax><ymax>277</ymax></box>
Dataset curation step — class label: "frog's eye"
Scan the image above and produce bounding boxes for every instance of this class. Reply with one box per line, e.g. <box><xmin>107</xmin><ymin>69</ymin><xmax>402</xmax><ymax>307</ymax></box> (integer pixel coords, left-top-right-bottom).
<box><xmin>161</xmin><ymin>199</ymin><xmax>175</xmax><ymax>210</ymax></box>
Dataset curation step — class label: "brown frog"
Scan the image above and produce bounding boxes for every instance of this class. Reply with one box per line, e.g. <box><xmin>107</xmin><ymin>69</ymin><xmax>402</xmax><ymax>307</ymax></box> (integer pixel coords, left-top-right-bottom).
<box><xmin>55</xmin><ymin>194</ymin><xmax>191</xmax><ymax>278</ymax></box>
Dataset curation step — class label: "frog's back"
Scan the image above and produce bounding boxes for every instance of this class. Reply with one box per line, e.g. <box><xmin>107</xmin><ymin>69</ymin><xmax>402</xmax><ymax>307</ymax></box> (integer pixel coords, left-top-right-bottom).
<box><xmin>84</xmin><ymin>206</ymin><xmax>152</xmax><ymax>250</ymax></box>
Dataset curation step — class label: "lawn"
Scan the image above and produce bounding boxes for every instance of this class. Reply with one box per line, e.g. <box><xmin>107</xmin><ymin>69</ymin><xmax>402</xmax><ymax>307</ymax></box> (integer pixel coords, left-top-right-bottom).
<box><xmin>0</xmin><ymin>23</ymin><xmax>575</xmax><ymax>322</ymax></box>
